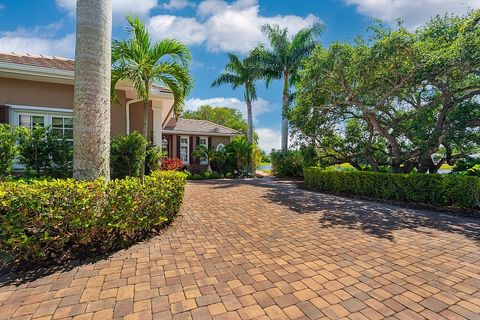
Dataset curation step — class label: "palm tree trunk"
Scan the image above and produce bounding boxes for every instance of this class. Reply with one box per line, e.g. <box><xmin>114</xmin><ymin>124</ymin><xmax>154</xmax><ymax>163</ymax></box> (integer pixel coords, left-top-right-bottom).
<box><xmin>281</xmin><ymin>72</ymin><xmax>289</xmax><ymax>152</ymax></box>
<box><xmin>246</xmin><ymin>97</ymin><xmax>254</xmax><ymax>145</ymax></box>
<box><xmin>141</xmin><ymin>100</ymin><xmax>149</xmax><ymax>181</ymax></box>
<box><xmin>73</xmin><ymin>0</ymin><xmax>112</xmax><ymax>181</ymax></box>
<box><xmin>142</xmin><ymin>100</ymin><xmax>149</xmax><ymax>139</ymax></box>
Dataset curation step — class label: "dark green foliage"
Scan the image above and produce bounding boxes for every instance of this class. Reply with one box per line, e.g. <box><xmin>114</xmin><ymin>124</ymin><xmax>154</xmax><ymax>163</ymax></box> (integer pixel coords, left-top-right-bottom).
<box><xmin>145</xmin><ymin>145</ymin><xmax>165</xmax><ymax>175</ymax></box>
<box><xmin>271</xmin><ymin>150</ymin><xmax>304</xmax><ymax>178</ymax></box>
<box><xmin>187</xmin><ymin>171</ymin><xmax>224</xmax><ymax>180</ymax></box>
<box><xmin>304</xmin><ymin>168</ymin><xmax>480</xmax><ymax>209</ymax></box>
<box><xmin>0</xmin><ymin>124</ymin><xmax>20</xmax><ymax>179</ymax></box>
<box><xmin>452</xmin><ymin>157</ymin><xmax>480</xmax><ymax>176</ymax></box>
<box><xmin>110</xmin><ymin>132</ymin><xmax>147</xmax><ymax>179</ymax></box>
<box><xmin>17</xmin><ymin>126</ymin><xmax>73</xmax><ymax>178</ymax></box>
<box><xmin>0</xmin><ymin>171</ymin><xmax>187</xmax><ymax>266</ymax></box>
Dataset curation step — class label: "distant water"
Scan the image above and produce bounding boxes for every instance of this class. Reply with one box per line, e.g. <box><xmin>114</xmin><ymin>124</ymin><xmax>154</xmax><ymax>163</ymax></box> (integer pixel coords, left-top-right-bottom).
<box><xmin>257</xmin><ymin>164</ymin><xmax>272</xmax><ymax>170</ymax></box>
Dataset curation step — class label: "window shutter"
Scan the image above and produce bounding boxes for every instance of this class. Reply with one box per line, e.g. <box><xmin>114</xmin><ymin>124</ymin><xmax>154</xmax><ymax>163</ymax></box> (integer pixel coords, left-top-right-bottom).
<box><xmin>195</xmin><ymin>136</ymin><xmax>200</xmax><ymax>164</ymax></box>
<box><xmin>0</xmin><ymin>105</ymin><xmax>9</xmax><ymax>124</ymax></box>
<box><xmin>208</xmin><ymin>137</ymin><xmax>212</xmax><ymax>150</ymax></box>
<box><xmin>176</xmin><ymin>136</ymin><xmax>180</xmax><ymax>159</ymax></box>
<box><xmin>189</xmin><ymin>136</ymin><xmax>193</xmax><ymax>164</ymax></box>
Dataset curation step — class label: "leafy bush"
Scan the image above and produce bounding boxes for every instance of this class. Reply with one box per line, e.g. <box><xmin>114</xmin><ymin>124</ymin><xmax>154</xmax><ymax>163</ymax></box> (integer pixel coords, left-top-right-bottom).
<box><xmin>271</xmin><ymin>150</ymin><xmax>305</xmax><ymax>177</ymax></box>
<box><xmin>110</xmin><ymin>132</ymin><xmax>147</xmax><ymax>179</ymax></box>
<box><xmin>304</xmin><ymin>168</ymin><xmax>480</xmax><ymax>209</ymax></box>
<box><xmin>0</xmin><ymin>124</ymin><xmax>20</xmax><ymax>179</ymax></box>
<box><xmin>452</xmin><ymin>157</ymin><xmax>480</xmax><ymax>177</ymax></box>
<box><xmin>17</xmin><ymin>126</ymin><xmax>73</xmax><ymax>178</ymax></box>
<box><xmin>146</xmin><ymin>145</ymin><xmax>165</xmax><ymax>175</ymax></box>
<box><xmin>162</xmin><ymin>158</ymin><xmax>184</xmax><ymax>171</ymax></box>
<box><xmin>187</xmin><ymin>171</ymin><xmax>224</xmax><ymax>180</ymax></box>
<box><xmin>0</xmin><ymin>171</ymin><xmax>186</xmax><ymax>266</ymax></box>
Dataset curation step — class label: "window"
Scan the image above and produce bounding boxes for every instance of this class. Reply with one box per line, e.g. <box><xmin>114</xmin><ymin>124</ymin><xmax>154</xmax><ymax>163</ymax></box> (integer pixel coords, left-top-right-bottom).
<box><xmin>180</xmin><ymin>136</ymin><xmax>189</xmax><ymax>165</ymax></box>
<box><xmin>198</xmin><ymin>136</ymin><xmax>208</xmax><ymax>165</ymax></box>
<box><xmin>216</xmin><ymin>143</ymin><xmax>225</xmax><ymax>152</ymax></box>
<box><xmin>13</xmin><ymin>109</ymin><xmax>73</xmax><ymax>141</ymax></box>
<box><xmin>51</xmin><ymin>116</ymin><xmax>74</xmax><ymax>141</ymax></box>
<box><xmin>18</xmin><ymin>114</ymin><xmax>45</xmax><ymax>129</ymax></box>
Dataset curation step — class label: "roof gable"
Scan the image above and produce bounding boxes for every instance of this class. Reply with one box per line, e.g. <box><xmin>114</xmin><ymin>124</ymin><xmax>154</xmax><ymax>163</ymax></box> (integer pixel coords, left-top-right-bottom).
<box><xmin>164</xmin><ymin>118</ymin><xmax>240</xmax><ymax>136</ymax></box>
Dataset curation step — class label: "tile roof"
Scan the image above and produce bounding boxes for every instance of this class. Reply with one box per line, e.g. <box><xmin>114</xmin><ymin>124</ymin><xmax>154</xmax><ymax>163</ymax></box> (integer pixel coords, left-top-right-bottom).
<box><xmin>0</xmin><ymin>52</ymin><xmax>74</xmax><ymax>71</ymax></box>
<box><xmin>0</xmin><ymin>52</ymin><xmax>172</xmax><ymax>93</ymax></box>
<box><xmin>164</xmin><ymin>118</ymin><xmax>240</xmax><ymax>135</ymax></box>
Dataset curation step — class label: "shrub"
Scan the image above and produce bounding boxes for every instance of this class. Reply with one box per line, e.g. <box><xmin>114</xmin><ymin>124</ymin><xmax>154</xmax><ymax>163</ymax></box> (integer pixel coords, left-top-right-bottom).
<box><xmin>146</xmin><ymin>145</ymin><xmax>165</xmax><ymax>175</ymax></box>
<box><xmin>271</xmin><ymin>150</ymin><xmax>304</xmax><ymax>177</ymax></box>
<box><xmin>162</xmin><ymin>158</ymin><xmax>184</xmax><ymax>171</ymax></box>
<box><xmin>187</xmin><ymin>171</ymin><xmax>224</xmax><ymax>180</ymax></box>
<box><xmin>0</xmin><ymin>124</ymin><xmax>20</xmax><ymax>179</ymax></box>
<box><xmin>303</xmin><ymin>168</ymin><xmax>480</xmax><ymax>209</ymax></box>
<box><xmin>110</xmin><ymin>132</ymin><xmax>147</xmax><ymax>179</ymax></box>
<box><xmin>0</xmin><ymin>171</ymin><xmax>187</xmax><ymax>266</ymax></box>
<box><xmin>17</xmin><ymin>126</ymin><xmax>73</xmax><ymax>178</ymax></box>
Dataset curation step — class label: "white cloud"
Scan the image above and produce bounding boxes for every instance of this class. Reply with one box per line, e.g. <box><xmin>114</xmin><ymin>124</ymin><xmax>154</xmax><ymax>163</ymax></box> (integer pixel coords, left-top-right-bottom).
<box><xmin>162</xmin><ymin>0</ymin><xmax>194</xmax><ymax>10</ymax></box>
<box><xmin>185</xmin><ymin>96</ymin><xmax>271</xmax><ymax>122</ymax></box>
<box><xmin>256</xmin><ymin>127</ymin><xmax>281</xmax><ymax>153</ymax></box>
<box><xmin>148</xmin><ymin>15</ymin><xmax>206</xmax><ymax>45</ymax></box>
<box><xmin>56</xmin><ymin>0</ymin><xmax>158</xmax><ymax>21</ymax></box>
<box><xmin>148</xmin><ymin>0</ymin><xmax>320</xmax><ymax>52</ymax></box>
<box><xmin>0</xmin><ymin>23</ymin><xmax>75</xmax><ymax>57</ymax></box>
<box><xmin>343</xmin><ymin>0</ymin><xmax>480</xmax><ymax>29</ymax></box>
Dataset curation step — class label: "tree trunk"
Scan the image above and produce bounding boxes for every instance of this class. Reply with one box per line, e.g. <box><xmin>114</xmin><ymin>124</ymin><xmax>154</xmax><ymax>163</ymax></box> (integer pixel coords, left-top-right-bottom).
<box><xmin>143</xmin><ymin>100</ymin><xmax>149</xmax><ymax>139</ymax></box>
<box><xmin>281</xmin><ymin>72</ymin><xmax>289</xmax><ymax>152</ymax></box>
<box><xmin>73</xmin><ymin>0</ymin><xmax>112</xmax><ymax>181</ymax></box>
<box><xmin>140</xmin><ymin>100</ymin><xmax>149</xmax><ymax>181</ymax></box>
<box><xmin>246</xmin><ymin>96</ymin><xmax>254</xmax><ymax>145</ymax></box>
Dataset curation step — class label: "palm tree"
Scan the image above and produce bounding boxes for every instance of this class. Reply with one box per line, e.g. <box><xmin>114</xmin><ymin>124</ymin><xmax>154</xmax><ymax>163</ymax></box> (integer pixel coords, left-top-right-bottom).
<box><xmin>73</xmin><ymin>0</ymin><xmax>112</xmax><ymax>180</ymax></box>
<box><xmin>112</xmin><ymin>16</ymin><xmax>193</xmax><ymax>177</ymax></box>
<box><xmin>211</xmin><ymin>53</ymin><xmax>260</xmax><ymax>145</ymax></box>
<box><xmin>258</xmin><ymin>23</ymin><xmax>323</xmax><ymax>152</ymax></box>
<box><xmin>192</xmin><ymin>145</ymin><xmax>216</xmax><ymax>172</ymax></box>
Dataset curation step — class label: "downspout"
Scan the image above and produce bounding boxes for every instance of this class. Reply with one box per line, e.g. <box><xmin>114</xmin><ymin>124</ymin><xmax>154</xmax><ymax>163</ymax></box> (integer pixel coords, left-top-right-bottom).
<box><xmin>125</xmin><ymin>99</ymin><xmax>141</xmax><ymax>135</ymax></box>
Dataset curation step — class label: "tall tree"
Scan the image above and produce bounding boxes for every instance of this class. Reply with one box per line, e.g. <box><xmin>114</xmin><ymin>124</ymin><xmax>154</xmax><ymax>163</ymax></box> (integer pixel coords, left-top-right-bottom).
<box><xmin>211</xmin><ymin>53</ymin><xmax>260</xmax><ymax>144</ymax></box>
<box><xmin>73</xmin><ymin>0</ymin><xmax>112</xmax><ymax>180</ymax></box>
<box><xmin>112</xmin><ymin>16</ymin><xmax>193</xmax><ymax>178</ymax></box>
<box><xmin>112</xmin><ymin>16</ymin><xmax>193</xmax><ymax>138</ymax></box>
<box><xmin>257</xmin><ymin>23</ymin><xmax>323</xmax><ymax>152</ymax></box>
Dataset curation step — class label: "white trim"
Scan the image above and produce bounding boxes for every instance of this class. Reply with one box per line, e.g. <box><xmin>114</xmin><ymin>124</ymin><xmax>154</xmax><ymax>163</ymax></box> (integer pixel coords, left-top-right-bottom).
<box><xmin>8</xmin><ymin>104</ymin><xmax>73</xmax><ymax>113</ymax></box>
<box><xmin>151</xmin><ymin>104</ymin><xmax>163</xmax><ymax>146</ymax></box>
<box><xmin>162</xmin><ymin>129</ymin><xmax>238</xmax><ymax>137</ymax></box>
<box><xmin>198</xmin><ymin>136</ymin><xmax>208</xmax><ymax>165</ymax></box>
<box><xmin>179</xmin><ymin>135</ymin><xmax>190</xmax><ymax>165</ymax></box>
<box><xmin>125</xmin><ymin>100</ymin><xmax>140</xmax><ymax>134</ymax></box>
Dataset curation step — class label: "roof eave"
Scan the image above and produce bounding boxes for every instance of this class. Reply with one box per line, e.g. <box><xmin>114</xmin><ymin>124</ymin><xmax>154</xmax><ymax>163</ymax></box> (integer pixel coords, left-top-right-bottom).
<box><xmin>162</xmin><ymin>129</ymin><xmax>240</xmax><ymax>137</ymax></box>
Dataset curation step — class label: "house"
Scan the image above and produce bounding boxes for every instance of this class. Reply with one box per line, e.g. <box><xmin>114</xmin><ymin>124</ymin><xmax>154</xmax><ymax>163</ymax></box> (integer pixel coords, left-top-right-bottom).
<box><xmin>0</xmin><ymin>52</ymin><xmax>240</xmax><ymax>167</ymax></box>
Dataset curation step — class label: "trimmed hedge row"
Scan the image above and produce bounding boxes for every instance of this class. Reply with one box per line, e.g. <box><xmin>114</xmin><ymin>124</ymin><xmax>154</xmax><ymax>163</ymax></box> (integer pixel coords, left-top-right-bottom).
<box><xmin>0</xmin><ymin>171</ymin><xmax>187</xmax><ymax>266</ymax></box>
<box><xmin>303</xmin><ymin>168</ymin><xmax>480</xmax><ymax>209</ymax></box>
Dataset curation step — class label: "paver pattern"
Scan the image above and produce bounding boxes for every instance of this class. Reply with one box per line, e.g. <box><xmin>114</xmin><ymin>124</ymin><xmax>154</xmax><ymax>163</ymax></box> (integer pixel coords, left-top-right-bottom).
<box><xmin>1</xmin><ymin>178</ymin><xmax>480</xmax><ymax>320</ymax></box>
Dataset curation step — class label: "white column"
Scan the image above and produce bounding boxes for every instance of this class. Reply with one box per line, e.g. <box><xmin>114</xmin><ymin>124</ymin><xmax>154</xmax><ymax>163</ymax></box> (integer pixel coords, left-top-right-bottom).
<box><xmin>151</xmin><ymin>102</ymin><xmax>163</xmax><ymax>146</ymax></box>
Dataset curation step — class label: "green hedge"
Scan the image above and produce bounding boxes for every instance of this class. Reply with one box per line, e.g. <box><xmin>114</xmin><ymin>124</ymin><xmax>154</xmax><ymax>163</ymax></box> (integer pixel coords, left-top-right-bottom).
<box><xmin>303</xmin><ymin>168</ymin><xmax>480</xmax><ymax>209</ymax></box>
<box><xmin>0</xmin><ymin>171</ymin><xmax>186</xmax><ymax>266</ymax></box>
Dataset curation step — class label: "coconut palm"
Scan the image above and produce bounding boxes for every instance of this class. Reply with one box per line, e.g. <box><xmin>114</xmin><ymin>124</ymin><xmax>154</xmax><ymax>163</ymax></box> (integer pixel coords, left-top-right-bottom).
<box><xmin>257</xmin><ymin>23</ymin><xmax>323</xmax><ymax>152</ymax></box>
<box><xmin>73</xmin><ymin>0</ymin><xmax>112</xmax><ymax>180</ymax></box>
<box><xmin>112</xmin><ymin>16</ymin><xmax>193</xmax><ymax>178</ymax></box>
<box><xmin>211</xmin><ymin>53</ymin><xmax>261</xmax><ymax>145</ymax></box>
<box><xmin>112</xmin><ymin>16</ymin><xmax>193</xmax><ymax>137</ymax></box>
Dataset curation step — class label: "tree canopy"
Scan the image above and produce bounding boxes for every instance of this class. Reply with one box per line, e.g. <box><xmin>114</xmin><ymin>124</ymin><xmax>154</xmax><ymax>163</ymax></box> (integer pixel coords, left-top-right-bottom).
<box><xmin>182</xmin><ymin>104</ymin><xmax>257</xmax><ymax>141</ymax></box>
<box><xmin>291</xmin><ymin>10</ymin><xmax>480</xmax><ymax>173</ymax></box>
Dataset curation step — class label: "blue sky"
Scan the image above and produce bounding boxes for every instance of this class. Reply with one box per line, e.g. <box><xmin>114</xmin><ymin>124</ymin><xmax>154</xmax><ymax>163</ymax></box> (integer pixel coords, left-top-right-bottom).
<box><xmin>0</xmin><ymin>0</ymin><xmax>478</xmax><ymax>151</ymax></box>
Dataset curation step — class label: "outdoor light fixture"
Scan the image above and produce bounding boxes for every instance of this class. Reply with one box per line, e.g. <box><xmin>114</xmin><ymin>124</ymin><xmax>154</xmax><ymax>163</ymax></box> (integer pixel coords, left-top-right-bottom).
<box><xmin>162</xmin><ymin>138</ymin><xmax>168</xmax><ymax>150</ymax></box>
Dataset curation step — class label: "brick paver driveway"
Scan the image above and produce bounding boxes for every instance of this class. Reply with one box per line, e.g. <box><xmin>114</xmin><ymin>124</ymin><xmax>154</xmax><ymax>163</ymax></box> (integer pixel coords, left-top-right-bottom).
<box><xmin>1</xmin><ymin>178</ymin><xmax>480</xmax><ymax>320</ymax></box>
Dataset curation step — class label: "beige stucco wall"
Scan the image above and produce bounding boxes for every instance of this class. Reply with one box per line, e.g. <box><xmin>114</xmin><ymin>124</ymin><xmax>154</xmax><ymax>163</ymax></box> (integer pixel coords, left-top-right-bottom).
<box><xmin>128</xmin><ymin>100</ymin><xmax>154</xmax><ymax>141</ymax></box>
<box><xmin>0</xmin><ymin>77</ymin><xmax>128</xmax><ymax>138</ymax></box>
<box><xmin>211</xmin><ymin>136</ymin><xmax>231</xmax><ymax>149</ymax></box>
<box><xmin>0</xmin><ymin>77</ymin><xmax>74</xmax><ymax>108</ymax></box>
